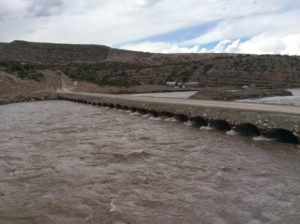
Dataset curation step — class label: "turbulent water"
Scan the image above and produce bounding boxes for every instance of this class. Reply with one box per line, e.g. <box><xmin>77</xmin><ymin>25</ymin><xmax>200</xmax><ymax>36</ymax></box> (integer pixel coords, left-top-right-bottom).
<box><xmin>0</xmin><ymin>101</ymin><xmax>300</xmax><ymax>224</ymax></box>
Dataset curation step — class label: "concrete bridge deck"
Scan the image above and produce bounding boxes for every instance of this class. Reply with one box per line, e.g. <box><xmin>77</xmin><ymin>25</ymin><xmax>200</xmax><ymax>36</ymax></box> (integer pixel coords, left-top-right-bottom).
<box><xmin>56</xmin><ymin>92</ymin><xmax>300</xmax><ymax>143</ymax></box>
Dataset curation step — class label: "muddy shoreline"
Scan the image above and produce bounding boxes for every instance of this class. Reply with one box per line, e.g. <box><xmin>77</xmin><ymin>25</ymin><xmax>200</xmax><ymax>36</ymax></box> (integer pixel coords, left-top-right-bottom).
<box><xmin>0</xmin><ymin>86</ymin><xmax>293</xmax><ymax>106</ymax></box>
<box><xmin>189</xmin><ymin>87</ymin><xmax>292</xmax><ymax>101</ymax></box>
<box><xmin>0</xmin><ymin>92</ymin><xmax>50</xmax><ymax>105</ymax></box>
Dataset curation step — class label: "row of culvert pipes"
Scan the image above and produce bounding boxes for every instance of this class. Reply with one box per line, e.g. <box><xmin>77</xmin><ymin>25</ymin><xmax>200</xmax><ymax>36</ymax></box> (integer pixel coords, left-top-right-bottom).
<box><xmin>57</xmin><ymin>95</ymin><xmax>299</xmax><ymax>145</ymax></box>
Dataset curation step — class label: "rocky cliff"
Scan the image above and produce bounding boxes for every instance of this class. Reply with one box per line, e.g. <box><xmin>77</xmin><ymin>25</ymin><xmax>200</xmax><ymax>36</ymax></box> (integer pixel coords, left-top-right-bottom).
<box><xmin>0</xmin><ymin>40</ymin><xmax>300</xmax><ymax>88</ymax></box>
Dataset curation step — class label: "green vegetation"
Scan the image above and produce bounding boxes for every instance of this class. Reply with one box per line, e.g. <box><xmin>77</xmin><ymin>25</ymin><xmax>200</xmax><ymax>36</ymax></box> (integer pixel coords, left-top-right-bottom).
<box><xmin>0</xmin><ymin>60</ymin><xmax>43</xmax><ymax>81</ymax></box>
<box><xmin>98</xmin><ymin>79</ymin><xmax>140</xmax><ymax>87</ymax></box>
<box><xmin>1</xmin><ymin>54</ymin><xmax>300</xmax><ymax>88</ymax></box>
<box><xmin>62</xmin><ymin>62</ymin><xmax>142</xmax><ymax>87</ymax></box>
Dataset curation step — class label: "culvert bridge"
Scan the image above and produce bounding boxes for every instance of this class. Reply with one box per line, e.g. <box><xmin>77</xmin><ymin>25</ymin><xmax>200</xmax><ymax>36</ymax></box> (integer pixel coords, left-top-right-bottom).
<box><xmin>55</xmin><ymin>92</ymin><xmax>300</xmax><ymax>144</ymax></box>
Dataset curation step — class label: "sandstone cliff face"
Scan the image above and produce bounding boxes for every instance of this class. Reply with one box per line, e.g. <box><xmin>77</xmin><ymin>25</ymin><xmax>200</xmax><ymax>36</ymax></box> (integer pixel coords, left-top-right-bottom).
<box><xmin>0</xmin><ymin>40</ymin><xmax>300</xmax><ymax>88</ymax></box>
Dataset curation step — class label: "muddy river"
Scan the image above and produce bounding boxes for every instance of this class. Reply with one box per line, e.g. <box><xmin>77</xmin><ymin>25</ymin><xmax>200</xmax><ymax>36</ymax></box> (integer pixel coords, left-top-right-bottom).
<box><xmin>239</xmin><ymin>88</ymin><xmax>300</xmax><ymax>106</ymax></box>
<box><xmin>0</xmin><ymin>101</ymin><xmax>300</xmax><ymax>224</ymax></box>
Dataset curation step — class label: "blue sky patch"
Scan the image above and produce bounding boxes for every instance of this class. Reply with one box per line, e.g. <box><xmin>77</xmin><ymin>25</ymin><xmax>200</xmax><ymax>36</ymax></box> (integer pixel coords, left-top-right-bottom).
<box><xmin>114</xmin><ymin>20</ymin><xmax>219</xmax><ymax>48</ymax></box>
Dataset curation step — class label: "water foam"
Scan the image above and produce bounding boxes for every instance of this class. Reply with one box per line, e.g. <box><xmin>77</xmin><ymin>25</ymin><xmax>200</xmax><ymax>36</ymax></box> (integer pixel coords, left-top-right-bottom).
<box><xmin>130</xmin><ymin>112</ymin><xmax>140</xmax><ymax>116</ymax></box>
<box><xmin>200</xmin><ymin>126</ymin><xmax>213</xmax><ymax>131</ymax></box>
<box><xmin>149</xmin><ymin>116</ymin><xmax>161</xmax><ymax>121</ymax></box>
<box><xmin>226</xmin><ymin>130</ymin><xmax>238</xmax><ymax>136</ymax></box>
<box><xmin>253</xmin><ymin>136</ymin><xmax>274</xmax><ymax>142</ymax></box>
<box><xmin>184</xmin><ymin>121</ymin><xmax>193</xmax><ymax>126</ymax></box>
<box><xmin>164</xmin><ymin>117</ymin><xmax>177</xmax><ymax>122</ymax></box>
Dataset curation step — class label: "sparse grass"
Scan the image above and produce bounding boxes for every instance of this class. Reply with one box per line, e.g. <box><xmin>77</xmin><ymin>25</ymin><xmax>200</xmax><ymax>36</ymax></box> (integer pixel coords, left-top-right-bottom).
<box><xmin>0</xmin><ymin>60</ymin><xmax>43</xmax><ymax>81</ymax></box>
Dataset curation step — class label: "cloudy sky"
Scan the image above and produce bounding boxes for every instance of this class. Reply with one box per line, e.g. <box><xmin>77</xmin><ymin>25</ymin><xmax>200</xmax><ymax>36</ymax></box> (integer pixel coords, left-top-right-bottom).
<box><xmin>0</xmin><ymin>0</ymin><xmax>300</xmax><ymax>55</ymax></box>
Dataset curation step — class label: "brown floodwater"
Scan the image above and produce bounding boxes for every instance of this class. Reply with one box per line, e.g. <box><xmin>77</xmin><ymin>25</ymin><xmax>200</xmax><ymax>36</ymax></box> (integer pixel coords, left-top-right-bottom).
<box><xmin>0</xmin><ymin>101</ymin><xmax>300</xmax><ymax>224</ymax></box>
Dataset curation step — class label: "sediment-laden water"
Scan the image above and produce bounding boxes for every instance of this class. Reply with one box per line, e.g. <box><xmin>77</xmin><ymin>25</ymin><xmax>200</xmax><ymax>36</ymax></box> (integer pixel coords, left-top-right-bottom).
<box><xmin>0</xmin><ymin>101</ymin><xmax>300</xmax><ymax>224</ymax></box>
<box><xmin>239</xmin><ymin>88</ymin><xmax>300</xmax><ymax>106</ymax></box>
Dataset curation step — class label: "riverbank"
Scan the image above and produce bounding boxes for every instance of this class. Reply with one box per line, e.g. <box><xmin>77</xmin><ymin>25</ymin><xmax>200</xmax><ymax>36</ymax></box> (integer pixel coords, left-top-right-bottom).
<box><xmin>189</xmin><ymin>87</ymin><xmax>292</xmax><ymax>101</ymax></box>
<box><xmin>0</xmin><ymin>92</ymin><xmax>49</xmax><ymax>105</ymax></box>
<box><xmin>72</xmin><ymin>82</ymin><xmax>199</xmax><ymax>94</ymax></box>
<box><xmin>0</xmin><ymin>72</ymin><xmax>200</xmax><ymax>105</ymax></box>
<box><xmin>239</xmin><ymin>88</ymin><xmax>300</xmax><ymax>106</ymax></box>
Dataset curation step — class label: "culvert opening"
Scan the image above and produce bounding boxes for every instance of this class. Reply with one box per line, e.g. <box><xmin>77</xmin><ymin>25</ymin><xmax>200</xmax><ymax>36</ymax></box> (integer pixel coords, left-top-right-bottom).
<box><xmin>159</xmin><ymin>112</ymin><xmax>173</xmax><ymax>117</ymax></box>
<box><xmin>130</xmin><ymin>107</ymin><xmax>137</xmax><ymax>112</ymax></box>
<box><xmin>265</xmin><ymin>129</ymin><xmax>299</xmax><ymax>144</ymax></box>
<box><xmin>235</xmin><ymin>123</ymin><xmax>260</xmax><ymax>136</ymax></box>
<box><xmin>191</xmin><ymin>116</ymin><xmax>207</xmax><ymax>127</ymax></box>
<box><xmin>211</xmin><ymin>120</ymin><xmax>231</xmax><ymax>131</ymax></box>
<box><xmin>175</xmin><ymin>114</ymin><xmax>188</xmax><ymax>122</ymax></box>
<box><xmin>137</xmin><ymin>109</ymin><xmax>147</xmax><ymax>114</ymax></box>
<box><xmin>149</xmin><ymin>110</ymin><xmax>159</xmax><ymax>117</ymax></box>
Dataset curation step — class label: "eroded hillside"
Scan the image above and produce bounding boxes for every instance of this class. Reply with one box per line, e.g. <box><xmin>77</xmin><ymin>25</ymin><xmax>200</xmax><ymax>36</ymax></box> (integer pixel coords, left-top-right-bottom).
<box><xmin>0</xmin><ymin>40</ymin><xmax>300</xmax><ymax>89</ymax></box>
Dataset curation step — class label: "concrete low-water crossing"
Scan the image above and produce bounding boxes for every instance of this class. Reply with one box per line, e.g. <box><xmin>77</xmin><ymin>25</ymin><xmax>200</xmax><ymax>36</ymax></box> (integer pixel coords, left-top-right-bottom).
<box><xmin>57</xmin><ymin>92</ymin><xmax>300</xmax><ymax>144</ymax></box>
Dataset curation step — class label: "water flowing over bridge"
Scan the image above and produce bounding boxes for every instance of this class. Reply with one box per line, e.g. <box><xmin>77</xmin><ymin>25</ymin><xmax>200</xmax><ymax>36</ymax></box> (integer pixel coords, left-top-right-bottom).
<box><xmin>55</xmin><ymin>92</ymin><xmax>300</xmax><ymax>144</ymax></box>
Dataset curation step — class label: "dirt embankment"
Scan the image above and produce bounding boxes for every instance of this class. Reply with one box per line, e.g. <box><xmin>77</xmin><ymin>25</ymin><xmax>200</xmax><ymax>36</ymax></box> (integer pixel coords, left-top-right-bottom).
<box><xmin>0</xmin><ymin>69</ymin><xmax>197</xmax><ymax>105</ymax></box>
<box><xmin>0</xmin><ymin>92</ymin><xmax>50</xmax><ymax>105</ymax></box>
<box><xmin>72</xmin><ymin>82</ymin><xmax>197</xmax><ymax>94</ymax></box>
<box><xmin>189</xmin><ymin>87</ymin><xmax>292</xmax><ymax>101</ymax></box>
<box><xmin>0</xmin><ymin>70</ymin><xmax>75</xmax><ymax>105</ymax></box>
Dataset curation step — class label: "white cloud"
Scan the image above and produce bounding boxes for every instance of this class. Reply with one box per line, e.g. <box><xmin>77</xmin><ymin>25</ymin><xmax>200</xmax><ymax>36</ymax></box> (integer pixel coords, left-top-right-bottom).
<box><xmin>0</xmin><ymin>0</ymin><xmax>298</xmax><ymax>45</ymax></box>
<box><xmin>200</xmin><ymin>34</ymin><xmax>300</xmax><ymax>55</ymax></box>
<box><xmin>0</xmin><ymin>0</ymin><xmax>299</xmax><ymax>55</ymax></box>
<box><xmin>120</xmin><ymin>33</ymin><xmax>300</xmax><ymax>55</ymax></box>
<box><xmin>281</xmin><ymin>35</ymin><xmax>300</xmax><ymax>55</ymax></box>
<box><xmin>121</xmin><ymin>42</ymin><xmax>201</xmax><ymax>53</ymax></box>
<box><xmin>184</xmin><ymin>9</ymin><xmax>300</xmax><ymax>45</ymax></box>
